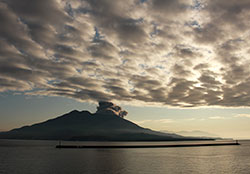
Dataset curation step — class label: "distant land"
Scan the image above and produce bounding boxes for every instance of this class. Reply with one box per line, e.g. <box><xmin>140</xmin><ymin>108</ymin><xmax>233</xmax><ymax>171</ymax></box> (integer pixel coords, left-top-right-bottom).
<box><xmin>162</xmin><ymin>130</ymin><xmax>220</xmax><ymax>138</ymax></box>
<box><xmin>177</xmin><ymin>130</ymin><xmax>220</xmax><ymax>138</ymax></box>
<box><xmin>0</xmin><ymin>101</ymin><xmax>214</xmax><ymax>141</ymax></box>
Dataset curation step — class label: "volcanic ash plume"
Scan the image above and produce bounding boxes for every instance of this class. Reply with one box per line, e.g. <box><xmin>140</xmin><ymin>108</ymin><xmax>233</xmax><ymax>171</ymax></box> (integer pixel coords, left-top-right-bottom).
<box><xmin>96</xmin><ymin>101</ymin><xmax>128</xmax><ymax>118</ymax></box>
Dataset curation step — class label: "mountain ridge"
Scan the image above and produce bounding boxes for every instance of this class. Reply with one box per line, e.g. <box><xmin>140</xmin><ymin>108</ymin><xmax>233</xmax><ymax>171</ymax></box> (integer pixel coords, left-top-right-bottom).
<box><xmin>0</xmin><ymin>102</ymin><xmax>214</xmax><ymax>141</ymax></box>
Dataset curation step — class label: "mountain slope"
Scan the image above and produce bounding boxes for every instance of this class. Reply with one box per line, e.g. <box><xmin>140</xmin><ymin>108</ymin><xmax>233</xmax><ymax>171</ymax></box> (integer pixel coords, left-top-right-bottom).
<box><xmin>0</xmin><ymin>110</ymin><xmax>209</xmax><ymax>141</ymax></box>
<box><xmin>176</xmin><ymin>130</ymin><xmax>220</xmax><ymax>138</ymax></box>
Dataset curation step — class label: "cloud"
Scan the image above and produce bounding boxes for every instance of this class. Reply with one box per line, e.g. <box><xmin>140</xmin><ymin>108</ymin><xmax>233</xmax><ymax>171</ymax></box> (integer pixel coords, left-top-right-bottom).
<box><xmin>1</xmin><ymin>0</ymin><xmax>250</xmax><ymax>107</ymax></box>
<box><xmin>209</xmin><ymin>116</ymin><xmax>227</xmax><ymax>120</ymax></box>
<box><xmin>135</xmin><ymin>119</ymin><xmax>174</xmax><ymax>124</ymax></box>
<box><xmin>234</xmin><ymin>114</ymin><xmax>250</xmax><ymax>118</ymax></box>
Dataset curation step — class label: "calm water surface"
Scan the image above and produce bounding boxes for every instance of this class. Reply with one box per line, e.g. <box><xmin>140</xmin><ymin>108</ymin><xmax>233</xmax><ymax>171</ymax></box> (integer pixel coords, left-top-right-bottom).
<box><xmin>0</xmin><ymin>140</ymin><xmax>250</xmax><ymax>174</ymax></box>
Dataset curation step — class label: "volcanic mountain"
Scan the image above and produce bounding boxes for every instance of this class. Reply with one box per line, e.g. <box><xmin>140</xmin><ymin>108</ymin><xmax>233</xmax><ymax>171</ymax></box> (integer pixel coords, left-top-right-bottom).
<box><xmin>0</xmin><ymin>102</ymin><xmax>209</xmax><ymax>141</ymax></box>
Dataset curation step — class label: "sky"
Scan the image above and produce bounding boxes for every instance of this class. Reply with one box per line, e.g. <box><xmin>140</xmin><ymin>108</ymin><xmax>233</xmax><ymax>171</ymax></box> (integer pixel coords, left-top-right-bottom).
<box><xmin>0</xmin><ymin>0</ymin><xmax>250</xmax><ymax>139</ymax></box>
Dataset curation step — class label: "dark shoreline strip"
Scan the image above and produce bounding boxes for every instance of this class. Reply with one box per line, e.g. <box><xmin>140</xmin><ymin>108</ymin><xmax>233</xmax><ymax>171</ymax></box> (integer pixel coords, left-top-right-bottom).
<box><xmin>56</xmin><ymin>142</ymin><xmax>240</xmax><ymax>149</ymax></box>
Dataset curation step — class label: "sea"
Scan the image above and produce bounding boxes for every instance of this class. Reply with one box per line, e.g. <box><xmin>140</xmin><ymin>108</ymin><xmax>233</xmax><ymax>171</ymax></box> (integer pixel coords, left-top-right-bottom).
<box><xmin>0</xmin><ymin>139</ymin><xmax>250</xmax><ymax>174</ymax></box>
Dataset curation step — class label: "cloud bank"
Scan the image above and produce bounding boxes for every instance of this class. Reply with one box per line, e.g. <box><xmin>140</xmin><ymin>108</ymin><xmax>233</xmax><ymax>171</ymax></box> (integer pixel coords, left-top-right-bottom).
<box><xmin>1</xmin><ymin>0</ymin><xmax>250</xmax><ymax>107</ymax></box>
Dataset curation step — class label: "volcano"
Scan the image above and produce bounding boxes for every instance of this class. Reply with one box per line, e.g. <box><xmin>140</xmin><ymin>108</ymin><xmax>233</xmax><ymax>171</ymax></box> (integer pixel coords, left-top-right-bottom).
<box><xmin>0</xmin><ymin>102</ymin><xmax>211</xmax><ymax>141</ymax></box>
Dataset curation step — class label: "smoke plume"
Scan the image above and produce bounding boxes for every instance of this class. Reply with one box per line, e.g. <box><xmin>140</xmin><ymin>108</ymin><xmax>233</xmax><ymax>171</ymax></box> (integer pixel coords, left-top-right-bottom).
<box><xmin>96</xmin><ymin>101</ymin><xmax>128</xmax><ymax>118</ymax></box>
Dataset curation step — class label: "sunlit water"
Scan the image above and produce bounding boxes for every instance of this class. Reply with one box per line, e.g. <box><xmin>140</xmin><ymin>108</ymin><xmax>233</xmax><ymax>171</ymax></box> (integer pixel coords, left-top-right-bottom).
<box><xmin>0</xmin><ymin>139</ymin><xmax>250</xmax><ymax>174</ymax></box>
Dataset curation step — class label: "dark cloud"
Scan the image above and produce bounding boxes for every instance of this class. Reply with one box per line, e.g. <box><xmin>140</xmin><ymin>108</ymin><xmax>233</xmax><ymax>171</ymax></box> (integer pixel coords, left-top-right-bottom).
<box><xmin>84</xmin><ymin>0</ymin><xmax>148</xmax><ymax>46</ymax></box>
<box><xmin>130</xmin><ymin>75</ymin><xmax>163</xmax><ymax>91</ymax></box>
<box><xmin>151</xmin><ymin>0</ymin><xmax>190</xmax><ymax>14</ymax></box>
<box><xmin>6</xmin><ymin>0</ymin><xmax>70</xmax><ymax>46</ymax></box>
<box><xmin>193</xmin><ymin>23</ymin><xmax>224</xmax><ymax>44</ymax></box>
<box><xmin>0</xmin><ymin>76</ymin><xmax>31</xmax><ymax>92</ymax></box>
<box><xmin>199</xmin><ymin>74</ymin><xmax>221</xmax><ymax>87</ymax></box>
<box><xmin>172</xmin><ymin>64</ymin><xmax>192</xmax><ymax>77</ymax></box>
<box><xmin>206</xmin><ymin>0</ymin><xmax>250</xmax><ymax>31</ymax></box>
<box><xmin>193</xmin><ymin>0</ymin><xmax>250</xmax><ymax>43</ymax></box>
<box><xmin>102</xmin><ymin>83</ymin><xmax>132</xmax><ymax>101</ymax></box>
<box><xmin>88</xmin><ymin>39</ymin><xmax>118</xmax><ymax>60</ymax></box>
<box><xmin>1</xmin><ymin>0</ymin><xmax>250</xmax><ymax>107</ymax></box>
<box><xmin>165</xmin><ymin>78</ymin><xmax>202</xmax><ymax>107</ymax></box>
<box><xmin>194</xmin><ymin>63</ymin><xmax>209</xmax><ymax>70</ymax></box>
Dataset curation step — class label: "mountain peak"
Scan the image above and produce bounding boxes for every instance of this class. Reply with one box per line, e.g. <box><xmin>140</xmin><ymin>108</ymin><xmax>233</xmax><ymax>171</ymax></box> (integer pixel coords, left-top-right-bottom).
<box><xmin>69</xmin><ymin>110</ymin><xmax>80</xmax><ymax>114</ymax></box>
<box><xmin>0</xmin><ymin>102</ymin><xmax>210</xmax><ymax>141</ymax></box>
<box><xmin>66</xmin><ymin>110</ymin><xmax>92</xmax><ymax>116</ymax></box>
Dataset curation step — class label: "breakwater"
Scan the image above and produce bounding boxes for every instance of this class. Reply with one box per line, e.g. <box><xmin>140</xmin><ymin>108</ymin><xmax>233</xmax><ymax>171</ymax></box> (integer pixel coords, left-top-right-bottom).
<box><xmin>56</xmin><ymin>142</ymin><xmax>240</xmax><ymax>149</ymax></box>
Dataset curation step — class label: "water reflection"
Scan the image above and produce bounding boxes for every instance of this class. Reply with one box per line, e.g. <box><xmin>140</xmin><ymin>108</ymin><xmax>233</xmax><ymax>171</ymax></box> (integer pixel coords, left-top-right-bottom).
<box><xmin>0</xmin><ymin>140</ymin><xmax>250</xmax><ymax>174</ymax></box>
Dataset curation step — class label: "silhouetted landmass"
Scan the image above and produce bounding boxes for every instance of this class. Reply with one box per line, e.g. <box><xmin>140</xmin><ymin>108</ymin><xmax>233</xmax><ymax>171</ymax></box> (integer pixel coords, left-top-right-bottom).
<box><xmin>161</xmin><ymin>130</ymin><xmax>221</xmax><ymax>139</ymax></box>
<box><xmin>176</xmin><ymin>130</ymin><xmax>220</xmax><ymax>138</ymax></box>
<box><xmin>0</xmin><ymin>109</ymin><xmax>213</xmax><ymax>141</ymax></box>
